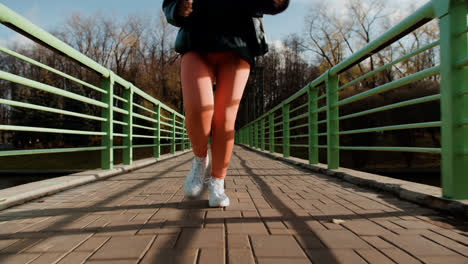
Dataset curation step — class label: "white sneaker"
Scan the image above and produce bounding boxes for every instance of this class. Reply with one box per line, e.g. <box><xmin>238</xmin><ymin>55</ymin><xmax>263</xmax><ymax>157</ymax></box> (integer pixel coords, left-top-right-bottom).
<box><xmin>208</xmin><ymin>177</ymin><xmax>230</xmax><ymax>207</ymax></box>
<box><xmin>184</xmin><ymin>155</ymin><xmax>209</xmax><ymax>199</ymax></box>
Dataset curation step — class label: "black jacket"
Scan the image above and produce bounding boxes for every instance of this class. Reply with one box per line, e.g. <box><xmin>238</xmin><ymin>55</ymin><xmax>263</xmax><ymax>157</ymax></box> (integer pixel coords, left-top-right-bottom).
<box><xmin>162</xmin><ymin>0</ymin><xmax>289</xmax><ymax>58</ymax></box>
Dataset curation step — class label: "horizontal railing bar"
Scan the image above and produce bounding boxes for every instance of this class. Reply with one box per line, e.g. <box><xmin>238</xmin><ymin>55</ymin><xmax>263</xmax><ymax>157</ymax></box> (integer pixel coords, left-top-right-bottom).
<box><xmin>290</xmin><ymin>102</ymin><xmax>308</xmax><ymax>114</ymax></box>
<box><xmin>0</xmin><ymin>98</ymin><xmax>106</xmax><ymax>122</ymax></box>
<box><xmin>133</xmin><ymin>134</ymin><xmax>156</xmax><ymax>139</ymax></box>
<box><xmin>113</xmin><ymin>94</ymin><xmax>128</xmax><ymax>103</ymax></box>
<box><xmin>133</xmin><ymin>103</ymin><xmax>156</xmax><ymax>115</ymax></box>
<box><xmin>159</xmin><ymin>136</ymin><xmax>172</xmax><ymax>139</ymax></box>
<box><xmin>459</xmin><ymin>26</ymin><xmax>468</xmax><ymax>36</ymax></box>
<box><xmin>0</xmin><ymin>46</ymin><xmax>107</xmax><ymax>94</ymax></box>
<box><xmin>283</xmin><ymin>76</ymin><xmax>327</xmax><ymax>106</ymax></box>
<box><xmin>330</xmin><ymin>2</ymin><xmax>434</xmax><ymax>74</ymax></box>
<box><xmin>336</xmin><ymin>66</ymin><xmax>440</xmax><ymax>107</ymax></box>
<box><xmin>160</xmin><ymin>143</ymin><xmax>173</xmax><ymax>146</ymax></box>
<box><xmin>159</xmin><ymin>129</ymin><xmax>172</xmax><ymax>133</ymax></box>
<box><xmin>455</xmin><ymin>56</ymin><xmax>468</xmax><ymax>69</ymax></box>
<box><xmin>0</xmin><ymin>70</ymin><xmax>107</xmax><ymax>108</ymax></box>
<box><xmin>314</xmin><ymin>133</ymin><xmax>327</xmax><ymax>136</ymax></box>
<box><xmin>0</xmin><ymin>3</ymin><xmax>110</xmax><ymax>77</ymax></box>
<box><xmin>459</xmin><ymin>120</ymin><xmax>468</xmax><ymax>126</ymax></box>
<box><xmin>311</xmin><ymin>145</ymin><xmax>328</xmax><ymax>149</ymax></box>
<box><xmin>339</xmin><ymin>146</ymin><xmax>441</xmax><ymax>153</ymax></box>
<box><xmin>113</xmin><ymin>106</ymin><xmax>128</xmax><ymax>115</ymax></box>
<box><xmin>160</xmin><ymin>114</ymin><xmax>172</xmax><ymax>121</ymax></box>
<box><xmin>175</xmin><ymin>120</ymin><xmax>184</xmax><ymax>125</ymax></box>
<box><xmin>339</xmin><ymin>94</ymin><xmax>441</xmax><ymax>121</ymax></box>
<box><xmin>112</xmin><ymin>146</ymin><xmax>128</xmax><ymax>149</ymax></box>
<box><xmin>273</xmin><ymin>137</ymin><xmax>284</xmax><ymax>139</ymax></box>
<box><xmin>133</xmin><ymin>124</ymin><xmax>156</xmax><ymax>131</ymax></box>
<box><xmin>159</xmin><ymin>120</ymin><xmax>172</xmax><ymax>127</ymax></box>
<box><xmin>0</xmin><ymin>146</ymin><xmax>106</xmax><ymax>157</ymax></box>
<box><xmin>112</xmin><ymin>120</ymin><xmax>128</xmax><ymax>126</ymax></box>
<box><xmin>311</xmin><ymin>106</ymin><xmax>327</xmax><ymax>114</ymax></box>
<box><xmin>114</xmin><ymin>133</ymin><xmax>127</xmax><ymax>137</ymax></box>
<box><xmin>312</xmin><ymin>94</ymin><xmax>327</xmax><ymax>102</ymax></box>
<box><xmin>290</xmin><ymin>144</ymin><xmax>308</xmax><ymax>147</ymax></box>
<box><xmin>273</xmin><ymin>122</ymin><xmax>283</xmax><ymax>128</ymax></box>
<box><xmin>338</xmin><ymin>121</ymin><xmax>441</xmax><ymax>135</ymax></box>
<box><xmin>133</xmin><ymin>144</ymin><xmax>157</xmax><ymax>148</ymax></box>
<box><xmin>459</xmin><ymin>89</ymin><xmax>468</xmax><ymax>96</ymax></box>
<box><xmin>0</xmin><ymin>125</ymin><xmax>106</xmax><ymax>135</ymax></box>
<box><xmin>132</xmin><ymin>87</ymin><xmax>183</xmax><ymax>119</ymax></box>
<box><xmin>290</xmin><ymin>134</ymin><xmax>309</xmax><ymax>139</ymax></box>
<box><xmin>340</xmin><ymin>40</ymin><xmax>440</xmax><ymax>91</ymax></box>
<box><xmin>289</xmin><ymin>113</ymin><xmax>308</xmax><ymax>123</ymax></box>
<box><xmin>133</xmin><ymin>113</ymin><xmax>156</xmax><ymax>124</ymax></box>
<box><xmin>290</xmin><ymin>123</ymin><xmax>309</xmax><ymax>130</ymax></box>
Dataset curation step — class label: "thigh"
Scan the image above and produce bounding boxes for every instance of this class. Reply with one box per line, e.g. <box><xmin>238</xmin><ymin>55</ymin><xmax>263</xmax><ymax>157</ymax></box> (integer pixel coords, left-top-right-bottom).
<box><xmin>181</xmin><ymin>52</ymin><xmax>216</xmax><ymax>115</ymax></box>
<box><xmin>212</xmin><ymin>53</ymin><xmax>251</xmax><ymax>120</ymax></box>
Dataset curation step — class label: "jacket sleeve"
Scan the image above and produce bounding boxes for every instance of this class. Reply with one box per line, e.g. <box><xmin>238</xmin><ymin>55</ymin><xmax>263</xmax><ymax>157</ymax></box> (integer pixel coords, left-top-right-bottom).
<box><xmin>162</xmin><ymin>0</ymin><xmax>187</xmax><ymax>27</ymax></box>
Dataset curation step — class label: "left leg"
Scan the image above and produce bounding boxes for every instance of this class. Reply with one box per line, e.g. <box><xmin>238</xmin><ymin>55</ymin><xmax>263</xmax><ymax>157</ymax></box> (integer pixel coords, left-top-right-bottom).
<box><xmin>210</xmin><ymin>52</ymin><xmax>251</xmax><ymax>179</ymax></box>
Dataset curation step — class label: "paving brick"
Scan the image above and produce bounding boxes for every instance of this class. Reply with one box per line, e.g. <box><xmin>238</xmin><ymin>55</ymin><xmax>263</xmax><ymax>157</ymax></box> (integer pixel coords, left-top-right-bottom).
<box><xmin>342</xmin><ymin>219</ymin><xmax>393</xmax><ymax>236</ymax></box>
<box><xmin>73</xmin><ymin>236</ymin><xmax>110</xmax><ymax>252</ymax></box>
<box><xmin>228</xmin><ymin>248</ymin><xmax>255</xmax><ymax>264</ymax></box>
<box><xmin>382</xmin><ymin>233</ymin><xmax>459</xmax><ymax>257</ymax></box>
<box><xmin>29</xmin><ymin>252</ymin><xmax>65</xmax><ymax>264</ymax></box>
<box><xmin>294</xmin><ymin>234</ymin><xmax>325</xmax><ymax>249</ymax></box>
<box><xmin>199</xmin><ymin>248</ymin><xmax>225</xmax><ymax>264</ymax></box>
<box><xmin>0</xmin><ymin>253</ymin><xmax>40</xmax><ymax>263</ymax></box>
<box><xmin>419</xmin><ymin>255</ymin><xmax>468</xmax><ymax>264</ymax></box>
<box><xmin>228</xmin><ymin>234</ymin><xmax>251</xmax><ymax>249</ymax></box>
<box><xmin>250</xmin><ymin>235</ymin><xmax>306</xmax><ymax>257</ymax></box>
<box><xmin>354</xmin><ymin>248</ymin><xmax>395</xmax><ymax>264</ymax></box>
<box><xmin>314</xmin><ymin>230</ymin><xmax>371</xmax><ymax>249</ymax></box>
<box><xmin>306</xmin><ymin>249</ymin><xmax>367</xmax><ymax>264</ymax></box>
<box><xmin>176</xmin><ymin>228</ymin><xmax>224</xmax><ymax>248</ymax></box>
<box><xmin>226</xmin><ymin>219</ymin><xmax>269</xmax><ymax>234</ymax></box>
<box><xmin>140</xmin><ymin>248</ymin><xmax>198</xmax><ymax>263</ymax></box>
<box><xmin>380</xmin><ymin>248</ymin><xmax>422</xmax><ymax>264</ymax></box>
<box><xmin>360</xmin><ymin>236</ymin><xmax>395</xmax><ymax>249</ymax></box>
<box><xmin>257</xmin><ymin>257</ymin><xmax>312</xmax><ymax>264</ymax></box>
<box><xmin>26</xmin><ymin>234</ymin><xmax>91</xmax><ymax>253</ymax></box>
<box><xmin>56</xmin><ymin>252</ymin><xmax>92</xmax><ymax>264</ymax></box>
<box><xmin>89</xmin><ymin>236</ymin><xmax>154</xmax><ymax>260</ymax></box>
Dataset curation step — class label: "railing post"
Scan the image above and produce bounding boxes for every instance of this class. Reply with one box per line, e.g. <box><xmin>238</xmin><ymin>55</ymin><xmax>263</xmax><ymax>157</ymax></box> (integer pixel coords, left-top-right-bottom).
<box><xmin>153</xmin><ymin>104</ymin><xmax>160</xmax><ymax>158</ymax></box>
<box><xmin>181</xmin><ymin>118</ymin><xmax>186</xmax><ymax>151</ymax></box>
<box><xmin>439</xmin><ymin>0</ymin><xmax>468</xmax><ymax>199</ymax></box>
<box><xmin>122</xmin><ymin>86</ymin><xmax>133</xmax><ymax>165</ymax></box>
<box><xmin>308</xmin><ymin>85</ymin><xmax>318</xmax><ymax>164</ymax></box>
<box><xmin>255</xmin><ymin>121</ymin><xmax>259</xmax><ymax>148</ymax></box>
<box><xmin>171</xmin><ymin>112</ymin><xmax>176</xmax><ymax>154</ymax></box>
<box><xmin>100</xmin><ymin>72</ymin><xmax>114</xmax><ymax>170</ymax></box>
<box><xmin>269</xmin><ymin>113</ymin><xmax>274</xmax><ymax>153</ymax></box>
<box><xmin>326</xmin><ymin>71</ymin><xmax>339</xmax><ymax>169</ymax></box>
<box><xmin>261</xmin><ymin>117</ymin><xmax>265</xmax><ymax>151</ymax></box>
<box><xmin>282</xmin><ymin>104</ymin><xmax>290</xmax><ymax>157</ymax></box>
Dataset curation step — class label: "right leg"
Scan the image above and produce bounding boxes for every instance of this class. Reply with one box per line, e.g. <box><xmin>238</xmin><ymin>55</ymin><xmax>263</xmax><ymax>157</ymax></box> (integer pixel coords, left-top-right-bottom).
<box><xmin>181</xmin><ymin>52</ymin><xmax>215</xmax><ymax>158</ymax></box>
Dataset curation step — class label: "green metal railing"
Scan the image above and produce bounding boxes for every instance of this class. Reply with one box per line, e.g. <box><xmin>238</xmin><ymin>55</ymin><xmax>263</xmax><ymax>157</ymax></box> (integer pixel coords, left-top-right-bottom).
<box><xmin>0</xmin><ymin>4</ymin><xmax>190</xmax><ymax>169</ymax></box>
<box><xmin>235</xmin><ymin>0</ymin><xmax>468</xmax><ymax>199</ymax></box>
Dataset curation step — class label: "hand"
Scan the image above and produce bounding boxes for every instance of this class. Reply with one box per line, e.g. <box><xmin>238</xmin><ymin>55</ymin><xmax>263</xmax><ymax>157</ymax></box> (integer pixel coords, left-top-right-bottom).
<box><xmin>272</xmin><ymin>0</ymin><xmax>286</xmax><ymax>8</ymax></box>
<box><xmin>177</xmin><ymin>0</ymin><xmax>193</xmax><ymax>17</ymax></box>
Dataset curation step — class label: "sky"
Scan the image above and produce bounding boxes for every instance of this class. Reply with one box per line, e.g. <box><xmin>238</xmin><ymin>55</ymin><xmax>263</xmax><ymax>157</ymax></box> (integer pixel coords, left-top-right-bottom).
<box><xmin>0</xmin><ymin>0</ymin><xmax>429</xmax><ymax>48</ymax></box>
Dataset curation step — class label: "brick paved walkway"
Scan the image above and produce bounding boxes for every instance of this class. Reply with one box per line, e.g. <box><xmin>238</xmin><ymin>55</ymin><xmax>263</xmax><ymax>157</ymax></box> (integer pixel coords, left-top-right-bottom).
<box><xmin>0</xmin><ymin>145</ymin><xmax>467</xmax><ymax>264</ymax></box>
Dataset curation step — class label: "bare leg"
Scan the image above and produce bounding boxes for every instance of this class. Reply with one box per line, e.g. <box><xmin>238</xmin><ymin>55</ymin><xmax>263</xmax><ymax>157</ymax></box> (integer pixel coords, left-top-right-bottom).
<box><xmin>210</xmin><ymin>52</ymin><xmax>251</xmax><ymax>179</ymax></box>
<box><xmin>181</xmin><ymin>52</ymin><xmax>216</xmax><ymax>158</ymax></box>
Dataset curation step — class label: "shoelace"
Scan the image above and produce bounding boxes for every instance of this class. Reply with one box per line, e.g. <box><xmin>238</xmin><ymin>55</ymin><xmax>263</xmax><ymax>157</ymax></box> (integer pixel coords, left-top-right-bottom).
<box><xmin>192</xmin><ymin>157</ymin><xmax>209</xmax><ymax>186</ymax></box>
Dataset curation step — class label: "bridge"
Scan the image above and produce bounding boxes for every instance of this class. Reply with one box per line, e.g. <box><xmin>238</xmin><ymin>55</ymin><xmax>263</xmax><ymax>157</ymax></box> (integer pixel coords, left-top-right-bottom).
<box><xmin>0</xmin><ymin>1</ymin><xmax>467</xmax><ymax>263</ymax></box>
